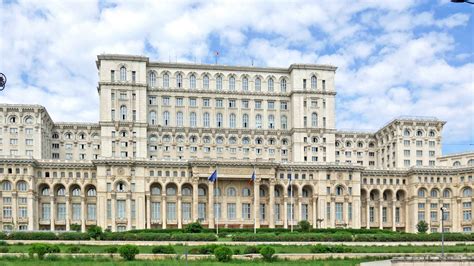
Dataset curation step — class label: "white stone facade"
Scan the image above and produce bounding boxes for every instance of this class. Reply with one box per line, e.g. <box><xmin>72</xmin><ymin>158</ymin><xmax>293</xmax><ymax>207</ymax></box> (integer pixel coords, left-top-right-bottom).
<box><xmin>0</xmin><ymin>54</ymin><xmax>472</xmax><ymax>233</ymax></box>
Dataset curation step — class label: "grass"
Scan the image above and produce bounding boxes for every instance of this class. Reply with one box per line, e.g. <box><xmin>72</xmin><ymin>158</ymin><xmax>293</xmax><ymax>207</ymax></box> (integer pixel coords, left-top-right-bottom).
<box><xmin>0</xmin><ymin>256</ymin><xmax>385</xmax><ymax>266</ymax></box>
<box><xmin>1</xmin><ymin>243</ymin><xmax>474</xmax><ymax>254</ymax></box>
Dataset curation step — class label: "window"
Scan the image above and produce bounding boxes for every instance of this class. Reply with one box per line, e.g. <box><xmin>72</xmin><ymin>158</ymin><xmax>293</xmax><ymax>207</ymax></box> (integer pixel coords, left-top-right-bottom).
<box><xmin>203</xmin><ymin>75</ymin><xmax>209</xmax><ymax>89</ymax></box>
<box><xmin>227</xmin><ymin>203</ymin><xmax>236</xmax><ymax>220</ymax></box>
<box><xmin>255</xmin><ymin>114</ymin><xmax>262</xmax><ymax>128</ymax></box>
<box><xmin>242</xmin><ymin>188</ymin><xmax>251</xmax><ymax>197</ymax></box>
<box><xmin>255</xmin><ymin>77</ymin><xmax>261</xmax><ymax>91</ymax></box>
<box><xmin>311</xmin><ymin>113</ymin><xmax>318</xmax><ymax>127</ymax></box>
<box><xmin>42</xmin><ymin>203</ymin><xmax>50</xmax><ymax>220</ymax></box>
<box><xmin>229</xmin><ymin>76</ymin><xmax>235</xmax><ymax>90</ymax></box>
<box><xmin>280</xmin><ymin>79</ymin><xmax>287</xmax><ymax>92</ymax></box>
<box><xmin>149</xmin><ymin>72</ymin><xmax>156</xmax><ymax>87</ymax></box>
<box><xmin>189</xmin><ymin>74</ymin><xmax>196</xmax><ymax>89</ymax></box>
<box><xmin>203</xmin><ymin>112</ymin><xmax>210</xmax><ymax>128</ymax></box>
<box><xmin>227</xmin><ymin>187</ymin><xmax>236</xmax><ymax>196</ymax></box>
<box><xmin>190</xmin><ymin>112</ymin><xmax>197</xmax><ymax>127</ymax></box>
<box><xmin>149</xmin><ymin>111</ymin><xmax>157</xmax><ymax>125</ymax></box>
<box><xmin>111</xmin><ymin>70</ymin><xmax>115</xmax><ymax>81</ymax></box>
<box><xmin>281</xmin><ymin>115</ymin><xmax>288</xmax><ymax>129</ymax></box>
<box><xmin>176</xmin><ymin>73</ymin><xmax>183</xmax><ymax>88</ymax></box>
<box><xmin>268</xmin><ymin>78</ymin><xmax>274</xmax><ymax>92</ymax></box>
<box><xmin>268</xmin><ymin>115</ymin><xmax>275</xmax><ymax>129</ymax></box>
<box><xmin>335</xmin><ymin>202</ymin><xmax>343</xmax><ymax>222</ymax></box>
<box><xmin>167</xmin><ymin>202</ymin><xmax>176</xmax><ymax>220</ymax></box>
<box><xmin>163</xmin><ymin>111</ymin><xmax>170</xmax><ymax>126</ymax></box>
<box><xmin>151</xmin><ymin>202</ymin><xmax>161</xmax><ymax>220</ymax></box>
<box><xmin>87</xmin><ymin>188</ymin><xmax>96</xmax><ymax>197</ymax></box>
<box><xmin>311</xmin><ymin>75</ymin><xmax>317</xmax><ymax>89</ymax></box>
<box><xmin>242</xmin><ymin>203</ymin><xmax>251</xmax><ymax>220</ymax></box>
<box><xmin>216</xmin><ymin>75</ymin><xmax>222</xmax><ymax>90</ymax></box>
<box><xmin>463</xmin><ymin>187</ymin><xmax>472</xmax><ymax>197</ymax></box>
<box><xmin>120</xmin><ymin>66</ymin><xmax>126</xmax><ymax>81</ymax></box>
<box><xmin>2</xmin><ymin>181</ymin><xmax>12</xmax><ymax>191</ymax></box>
<box><xmin>242</xmin><ymin>114</ymin><xmax>249</xmax><ymax>128</ymax></box>
<box><xmin>242</xmin><ymin>77</ymin><xmax>248</xmax><ymax>91</ymax></box>
<box><xmin>163</xmin><ymin>73</ymin><xmax>170</xmax><ymax>88</ymax></box>
<box><xmin>229</xmin><ymin>114</ymin><xmax>236</xmax><ymax>128</ymax></box>
<box><xmin>176</xmin><ymin>112</ymin><xmax>183</xmax><ymax>126</ymax></box>
<box><xmin>17</xmin><ymin>181</ymin><xmax>28</xmax><ymax>191</ymax></box>
<box><xmin>216</xmin><ymin>113</ymin><xmax>223</xmax><ymax>128</ymax></box>
<box><xmin>117</xmin><ymin>200</ymin><xmax>126</xmax><ymax>219</ymax></box>
<box><xmin>120</xmin><ymin>105</ymin><xmax>127</xmax><ymax>121</ymax></box>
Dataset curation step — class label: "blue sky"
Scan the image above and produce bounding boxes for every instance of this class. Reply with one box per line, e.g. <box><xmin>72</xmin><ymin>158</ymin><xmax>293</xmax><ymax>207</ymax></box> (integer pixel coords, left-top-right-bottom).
<box><xmin>0</xmin><ymin>0</ymin><xmax>473</xmax><ymax>155</ymax></box>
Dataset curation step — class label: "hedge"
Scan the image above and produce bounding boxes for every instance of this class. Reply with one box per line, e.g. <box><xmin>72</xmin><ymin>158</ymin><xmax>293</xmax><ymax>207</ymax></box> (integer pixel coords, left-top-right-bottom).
<box><xmin>231</xmin><ymin>232</ymin><xmax>353</xmax><ymax>242</ymax></box>
<box><xmin>102</xmin><ymin>232</ymin><xmax>217</xmax><ymax>241</ymax></box>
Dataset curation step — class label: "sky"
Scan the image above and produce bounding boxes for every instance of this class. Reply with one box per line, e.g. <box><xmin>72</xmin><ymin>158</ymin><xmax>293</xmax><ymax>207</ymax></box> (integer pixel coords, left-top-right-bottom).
<box><xmin>0</xmin><ymin>0</ymin><xmax>473</xmax><ymax>155</ymax></box>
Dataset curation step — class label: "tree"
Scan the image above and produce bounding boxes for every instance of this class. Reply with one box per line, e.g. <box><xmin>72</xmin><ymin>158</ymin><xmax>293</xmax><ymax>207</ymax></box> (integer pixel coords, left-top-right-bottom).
<box><xmin>417</xmin><ymin>220</ymin><xmax>428</xmax><ymax>233</ymax></box>
<box><xmin>119</xmin><ymin>245</ymin><xmax>139</xmax><ymax>261</ymax></box>
<box><xmin>298</xmin><ymin>220</ymin><xmax>311</xmax><ymax>232</ymax></box>
<box><xmin>87</xmin><ymin>225</ymin><xmax>103</xmax><ymax>240</ymax></box>
<box><xmin>260</xmin><ymin>246</ymin><xmax>276</xmax><ymax>261</ymax></box>
<box><xmin>214</xmin><ymin>246</ymin><xmax>233</xmax><ymax>262</ymax></box>
<box><xmin>184</xmin><ymin>221</ymin><xmax>204</xmax><ymax>233</ymax></box>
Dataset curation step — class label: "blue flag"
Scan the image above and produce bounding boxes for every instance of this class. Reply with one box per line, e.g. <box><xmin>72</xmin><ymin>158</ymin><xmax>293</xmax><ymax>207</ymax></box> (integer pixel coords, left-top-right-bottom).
<box><xmin>208</xmin><ymin>170</ymin><xmax>218</xmax><ymax>183</ymax></box>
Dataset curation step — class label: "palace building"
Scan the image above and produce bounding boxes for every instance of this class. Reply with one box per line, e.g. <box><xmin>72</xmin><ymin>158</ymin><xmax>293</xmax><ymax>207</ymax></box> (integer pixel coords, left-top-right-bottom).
<box><xmin>0</xmin><ymin>54</ymin><xmax>472</xmax><ymax>233</ymax></box>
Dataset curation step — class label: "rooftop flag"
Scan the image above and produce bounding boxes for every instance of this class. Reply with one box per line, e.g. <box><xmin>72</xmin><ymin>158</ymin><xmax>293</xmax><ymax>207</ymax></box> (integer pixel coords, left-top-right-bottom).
<box><xmin>208</xmin><ymin>170</ymin><xmax>218</xmax><ymax>183</ymax></box>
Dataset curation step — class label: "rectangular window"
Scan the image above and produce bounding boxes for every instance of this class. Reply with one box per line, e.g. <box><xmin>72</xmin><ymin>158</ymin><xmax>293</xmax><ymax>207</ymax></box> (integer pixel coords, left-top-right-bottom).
<box><xmin>335</xmin><ymin>203</ymin><xmax>343</xmax><ymax>222</ymax></box>
<box><xmin>42</xmin><ymin>203</ymin><xmax>51</xmax><ymax>220</ymax></box>
<box><xmin>3</xmin><ymin>207</ymin><xmax>12</xmax><ymax>218</ymax></box>
<box><xmin>87</xmin><ymin>204</ymin><xmax>96</xmax><ymax>221</ymax></box>
<box><xmin>327</xmin><ymin>203</ymin><xmax>331</xmax><ymax>220</ymax></box>
<box><xmin>214</xmin><ymin>203</ymin><xmax>221</xmax><ymax>219</ymax></box>
<box><xmin>227</xmin><ymin>203</ymin><xmax>236</xmax><ymax>220</ymax></box>
<box><xmin>260</xmin><ymin>204</ymin><xmax>266</xmax><ymax>221</ymax></box>
<box><xmin>242</xmin><ymin>203</ymin><xmax>251</xmax><ymax>220</ymax></box>
<box><xmin>57</xmin><ymin>203</ymin><xmax>66</xmax><ymax>220</ymax></box>
<box><xmin>369</xmin><ymin>207</ymin><xmax>374</xmax><ymax>222</ymax></box>
<box><xmin>382</xmin><ymin>207</ymin><xmax>387</xmax><ymax>223</ymax></box>
<box><xmin>189</xmin><ymin>98</ymin><xmax>197</xmax><ymax>107</ymax></box>
<box><xmin>463</xmin><ymin>210</ymin><xmax>472</xmax><ymax>221</ymax></box>
<box><xmin>117</xmin><ymin>200</ymin><xmax>126</xmax><ymax>219</ymax></box>
<box><xmin>242</xmin><ymin>100</ymin><xmax>249</xmax><ymax>108</ymax></box>
<box><xmin>274</xmin><ymin>204</ymin><xmax>281</xmax><ymax>221</ymax></box>
<box><xmin>131</xmin><ymin>200</ymin><xmax>136</xmax><ymax>220</ymax></box>
<box><xmin>418</xmin><ymin>211</ymin><xmax>425</xmax><ymax>221</ymax></box>
<box><xmin>395</xmin><ymin>207</ymin><xmax>400</xmax><ymax>223</ymax></box>
<box><xmin>203</xmin><ymin>98</ymin><xmax>210</xmax><ymax>107</ymax></box>
<box><xmin>167</xmin><ymin>202</ymin><xmax>176</xmax><ymax>221</ymax></box>
<box><xmin>107</xmin><ymin>200</ymin><xmax>111</xmax><ymax>219</ymax></box>
<box><xmin>176</xmin><ymin>97</ymin><xmax>184</xmax><ymax>106</ymax></box>
<box><xmin>302</xmin><ymin>204</ymin><xmax>308</xmax><ymax>221</ymax></box>
<box><xmin>198</xmin><ymin>203</ymin><xmax>206</xmax><ymax>220</ymax></box>
<box><xmin>404</xmin><ymin>140</ymin><xmax>410</xmax><ymax>146</ymax></box>
<box><xmin>151</xmin><ymin>202</ymin><xmax>161</xmax><ymax>220</ymax></box>
<box><xmin>216</xmin><ymin>99</ymin><xmax>223</xmax><ymax>108</ymax></box>
<box><xmin>255</xmin><ymin>100</ymin><xmax>262</xmax><ymax>109</ymax></box>
<box><xmin>72</xmin><ymin>203</ymin><xmax>81</xmax><ymax>220</ymax></box>
<box><xmin>348</xmin><ymin>203</ymin><xmax>352</xmax><ymax>221</ymax></box>
<box><xmin>268</xmin><ymin>101</ymin><xmax>275</xmax><ymax>110</ymax></box>
<box><xmin>182</xmin><ymin>203</ymin><xmax>192</xmax><ymax>221</ymax></box>
<box><xmin>18</xmin><ymin>207</ymin><xmax>27</xmax><ymax>218</ymax></box>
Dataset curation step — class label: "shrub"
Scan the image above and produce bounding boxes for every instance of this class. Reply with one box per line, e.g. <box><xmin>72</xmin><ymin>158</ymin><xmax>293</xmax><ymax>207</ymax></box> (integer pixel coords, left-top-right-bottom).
<box><xmin>298</xmin><ymin>220</ymin><xmax>311</xmax><ymax>232</ymax></box>
<box><xmin>184</xmin><ymin>221</ymin><xmax>204</xmax><ymax>233</ymax></box>
<box><xmin>152</xmin><ymin>245</ymin><xmax>175</xmax><ymax>254</ymax></box>
<box><xmin>243</xmin><ymin>246</ymin><xmax>260</xmax><ymax>254</ymax></box>
<box><xmin>417</xmin><ymin>221</ymin><xmax>428</xmax><ymax>234</ymax></box>
<box><xmin>214</xmin><ymin>246</ymin><xmax>232</xmax><ymax>262</ymax></box>
<box><xmin>58</xmin><ymin>232</ymin><xmax>89</xmax><ymax>240</ymax></box>
<box><xmin>118</xmin><ymin>245</ymin><xmax>139</xmax><ymax>261</ymax></box>
<box><xmin>104</xmin><ymin>247</ymin><xmax>118</xmax><ymax>254</ymax></box>
<box><xmin>8</xmin><ymin>232</ymin><xmax>57</xmax><ymax>240</ymax></box>
<box><xmin>66</xmin><ymin>246</ymin><xmax>81</xmax><ymax>253</ymax></box>
<box><xmin>310</xmin><ymin>244</ymin><xmax>350</xmax><ymax>253</ymax></box>
<box><xmin>87</xmin><ymin>225</ymin><xmax>104</xmax><ymax>240</ymax></box>
<box><xmin>233</xmin><ymin>248</ymin><xmax>241</xmax><ymax>255</ymax></box>
<box><xmin>70</xmin><ymin>224</ymin><xmax>81</xmax><ymax>232</ymax></box>
<box><xmin>28</xmin><ymin>244</ymin><xmax>60</xmax><ymax>260</ymax></box>
<box><xmin>0</xmin><ymin>241</ymin><xmax>7</xmax><ymax>246</ymax></box>
<box><xmin>260</xmin><ymin>246</ymin><xmax>275</xmax><ymax>261</ymax></box>
<box><xmin>0</xmin><ymin>246</ymin><xmax>9</xmax><ymax>253</ymax></box>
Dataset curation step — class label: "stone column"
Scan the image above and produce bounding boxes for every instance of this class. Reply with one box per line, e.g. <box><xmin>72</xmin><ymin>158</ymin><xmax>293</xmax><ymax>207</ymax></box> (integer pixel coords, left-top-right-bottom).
<box><xmin>298</xmin><ymin>197</ymin><xmax>303</xmax><ymax>222</ymax></box>
<box><xmin>379</xmin><ymin>203</ymin><xmax>383</xmax><ymax>229</ymax></box>
<box><xmin>452</xmin><ymin>198</ymin><xmax>461</xmax><ymax>232</ymax></box>
<box><xmin>312</xmin><ymin>197</ymin><xmax>317</xmax><ymax>229</ymax></box>
<box><xmin>177</xmin><ymin>195</ymin><xmax>182</xmax><ymax>229</ymax></box>
<box><xmin>353</xmin><ymin>199</ymin><xmax>361</xmax><ymax>229</ymax></box>
<box><xmin>162</xmin><ymin>195</ymin><xmax>167</xmax><ymax>229</ymax></box>
<box><xmin>366</xmin><ymin>200</ymin><xmax>370</xmax><ymax>229</ymax></box>
<box><xmin>343</xmin><ymin>200</ymin><xmax>349</xmax><ymax>225</ymax></box>
<box><xmin>65</xmin><ymin>196</ymin><xmax>70</xmax><ymax>231</ymax></box>
<box><xmin>269</xmin><ymin>182</ymin><xmax>275</xmax><ymax>228</ymax></box>
<box><xmin>27</xmin><ymin>193</ymin><xmax>34</xmax><ymax>230</ymax></box>
<box><xmin>330</xmin><ymin>200</ymin><xmax>335</xmax><ymax>228</ymax></box>
<box><xmin>12</xmin><ymin>192</ymin><xmax>17</xmax><ymax>229</ymax></box>
<box><xmin>50</xmin><ymin>197</ymin><xmax>55</xmax><ymax>231</ymax></box>
<box><xmin>126</xmin><ymin>194</ymin><xmax>132</xmax><ymax>230</ymax></box>
<box><xmin>392</xmin><ymin>203</ymin><xmax>396</xmax><ymax>231</ymax></box>
<box><xmin>208</xmin><ymin>182</ymin><xmax>215</xmax><ymax>228</ymax></box>
<box><xmin>254</xmin><ymin>181</ymin><xmax>260</xmax><ymax>229</ymax></box>
<box><xmin>283</xmin><ymin>195</ymin><xmax>288</xmax><ymax>229</ymax></box>
<box><xmin>192</xmin><ymin>181</ymin><xmax>198</xmax><ymax>222</ymax></box>
<box><xmin>146</xmin><ymin>195</ymin><xmax>151</xmax><ymax>229</ymax></box>
<box><xmin>318</xmin><ymin>198</ymin><xmax>326</xmax><ymax>228</ymax></box>
<box><xmin>111</xmin><ymin>194</ymin><xmax>116</xmax><ymax>231</ymax></box>
<box><xmin>81</xmin><ymin>196</ymin><xmax>86</xmax><ymax>232</ymax></box>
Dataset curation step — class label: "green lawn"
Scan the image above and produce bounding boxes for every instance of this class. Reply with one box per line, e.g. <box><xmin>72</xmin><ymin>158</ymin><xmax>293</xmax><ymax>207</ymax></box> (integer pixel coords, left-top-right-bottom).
<box><xmin>2</xmin><ymin>243</ymin><xmax>474</xmax><ymax>254</ymax></box>
<box><xmin>0</xmin><ymin>256</ymin><xmax>384</xmax><ymax>266</ymax></box>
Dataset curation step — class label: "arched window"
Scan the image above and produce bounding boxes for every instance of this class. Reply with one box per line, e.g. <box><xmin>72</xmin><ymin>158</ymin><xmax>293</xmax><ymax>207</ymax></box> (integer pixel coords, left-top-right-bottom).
<box><xmin>227</xmin><ymin>187</ymin><xmax>236</xmax><ymax>197</ymax></box>
<box><xmin>430</xmin><ymin>189</ymin><xmax>439</xmax><ymax>198</ymax></box>
<box><xmin>190</xmin><ymin>112</ymin><xmax>197</xmax><ymax>127</ymax></box>
<box><xmin>149</xmin><ymin>72</ymin><xmax>156</xmax><ymax>87</ymax></box>
<box><xmin>280</xmin><ymin>79</ymin><xmax>287</xmax><ymax>92</ymax></box>
<box><xmin>242</xmin><ymin>114</ymin><xmax>249</xmax><ymax>128</ymax></box>
<box><xmin>2</xmin><ymin>181</ymin><xmax>12</xmax><ymax>191</ymax></box>
<box><xmin>9</xmin><ymin>116</ymin><xmax>17</xmax><ymax>124</ymax></box>
<box><xmin>260</xmin><ymin>188</ymin><xmax>266</xmax><ymax>197</ymax></box>
<box><xmin>275</xmin><ymin>188</ymin><xmax>281</xmax><ymax>197</ymax></box>
<box><xmin>163</xmin><ymin>73</ymin><xmax>170</xmax><ymax>88</ymax></box>
<box><xmin>229</xmin><ymin>113</ymin><xmax>236</xmax><ymax>128</ymax></box>
<box><xmin>189</xmin><ymin>74</ymin><xmax>196</xmax><ymax>89</ymax></box>
<box><xmin>120</xmin><ymin>105</ymin><xmax>127</xmax><ymax>121</ymax></box>
<box><xmin>198</xmin><ymin>187</ymin><xmax>206</xmax><ymax>196</ymax></box>
<box><xmin>163</xmin><ymin>111</ymin><xmax>170</xmax><ymax>126</ymax></box>
<box><xmin>152</xmin><ymin>186</ymin><xmax>161</xmax><ymax>195</ymax></box>
<box><xmin>418</xmin><ymin>188</ymin><xmax>427</xmax><ymax>197</ymax></box>
<box><xmin>24</xmin><ymin>116</ymin><xmax>33</xmax><ymax>124</ymax></box>
<box><xmin>203</xmin><ymin>112</ymin><xmax>210</xmax><ymax>128</ymax></box>
<box><xmin>242</xmin><ymin>77</ymin><xmax>249</xmax><ymax>91</ymax></box>
<box><xmin>229</xmin><ymin>137</ymin><xmax>237</xmax><ymax>144</ymax></box>
<box><xmin>281</xmin><ymin>115</ymin><xmax>288</xmax><ymax>129</ymax></box>
<box><xmin>216</xmin><ymin>113</ymin><xmax>223</xmax><ymax>128</ymax></box>
<box><xmin>311</xmin><ymin>75</ymin><xmax>317</xmax><ymax>89</ymax></box>
<box><xmin>149</xmin><ymin>135</ymin><xmax>157</xmax><ymax>142</ymax></box>
<box><xmin>242</xmin><ymin>188</ymin><xmax>251</xmax><ymax>197</ymax></box>
<box><xmin>346</xmin><ymin>141</ymin><xmax>352</xmax><ymax>148</ymax></box>
<box><xmin>176</xmin><ymin>73</ymin><xmax>183</xmax><ymax>88</ymax></box>
<box><xmin>358</xmin><ymin>142</ymin><xmax>364</xmax><ymax>148</ymax></box>
<box><xmin>404</xmin><ymin>129</ymin><xmax>410</xmax><ymax>137</ymax></box>
<box><xmin>282</xmin><ymin>138</ymin><xmax>288</xmax><ymax>145</ymax></box>
<box><xmin>167</xmin><ymin>186</ymin><xmax>176</xmax><ymax>196</ymax></box>
<box><xmin>216</xmin><ymin>136</ymin><xmax>224</xmax><ymax>144</ymax></box>
<box><xmin>149</xmin><ymin>111</ymin><xmax>157</xmax><ymax>125</ymax></box>
<box><xmin>256</xmin><ymin>137</ymin><xmax>263</xmax><ymax>144</ymax></box>
<box><xmin>203</xmin><ymin>75</ymin><xmax>209</xmax><ymax>89</ymax></box>
<box><xmin>41</xmin><ymin>187</ymin><xmax>49</xmax><ymax>196</ymax></box>
<box><xmin>120</xmin><ymin>66</ymin><xmax>126</xmax><ymax>81</ymax></box>
<box><xmin>429</xmin><ymin>130</ymin><xmax>435</xmax><ymax>137</ymax></box>
<box><xmin>453</xmin><ymin>161</ymin><xmax>461</xmax><ymax>167</ymax></box>
<box><xmin>162</xmin><ymin>135</ymin><xmax>171</xmax><ymax>142</ymax></box>
<box><xmin>268</xmin><ymin>115</ymin><xmax>275</xmax><ymax>129</ymax></box>
<box><xmin>242</xmin><ymin>137</ymin><xmax>250</xmax><ymax>145</ymax></box>
<box><xmin>268</xmin><ymin>78</ymin><xmax>274</xmax><ymax>92</ymax></box>
<box><xmin>229</xmin><ymin>76</ymin><xmax>235</xmax><ymax>90</ymax></box>
<box><xmin>443</xmin><ymin>189</ymin><xmax>451</xmax><ymax>198</ymax></box>
<box><xmin>72</xmin><ymin>188</ymin><xmax>81</xmax><ymax>196</ymax></box>
<box><xmin>17</xmin><ymin>181</ymin><xmax>28</xmax><ymax>191</ymax></box>
<box><xmin>116</xmin><ymin>182</ymin><xmax>126</xmax><ymax>192</ymax></box>
<box><xmin>216</xmin><ymin>75</ymin><xmax>223</xmax><ymax>90</ymax></box>
<box><xmin>463</xmin><ymin>187</ymin><xmax>472</xmax><ymax>197</ymax></box>
<box><xmin>417</xmin><ymin>130</ymin><xmax>423</xmax><ymax>136</ymax></box>
<box><xmin>87</xmin><ymin>188</ymin><xmax>96</xmax><ymax>196</ymax></box>
<box><xmin>311</xmin><ymin>113</ymin><xmax>318</xmax><ymax>127</ymax></box>
<box><xmin>468</xmin><ymin>159</ymin><xmax>474</xmax><ymax>166</ymax></box>
<box><xmin>182</xmin><ymin>187</ymin><xmax>191</xmax><ymax>196</ymax></box>
<box><xmin>255</xmin><ymin>114</ymin><xmax>262</xmax><ymax>128</ymax></box>
<box><xmin>255</xmin><ymin>77</ymin><xmax>261</xmax><ymax>91</ymax></box>
<box><xmin>176</xmin><ymin>111</ymin><xmax>183</xmax><ymax>127</ymax></box>
<box><xmin>52</xmin><ymin>133</ymin><xmax>59</xmax><ymax>139</ymax></box>
<box><xmin>302</xmin><ymin>188</ymin><xmax>310</xmax><ymax>197</ymax></box>
<box><xmin>57</xmin><ymin>187</ymin><xmax>65</xmax><ymax>196</ymax></box>
<box><xmin>336</xmin><ymin>186</ymin><xmax>344</xmax><ymax>196</ymax></box>
<box><xmin>203</xmin><ymin>136</ymin><xmax>211</xmax><ymax>143</ymax></box>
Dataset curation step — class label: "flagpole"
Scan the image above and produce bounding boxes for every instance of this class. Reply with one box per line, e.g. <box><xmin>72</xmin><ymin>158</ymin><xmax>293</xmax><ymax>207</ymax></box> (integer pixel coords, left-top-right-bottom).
<box><xmin>216</xmin><ymin>165</ymin><xmax>219</xmax><ymax>236</ymax></box>
<box><xmin>253</xmin><ymin>163</ymin><xmax>257</xmax><ymax>234</ymax></box>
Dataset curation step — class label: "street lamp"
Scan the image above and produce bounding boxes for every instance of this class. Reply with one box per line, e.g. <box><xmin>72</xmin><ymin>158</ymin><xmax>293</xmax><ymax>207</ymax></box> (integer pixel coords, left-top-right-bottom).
<box><xmin>451</xmin><ymin>0</ymin><xmax>474</xmax><ymax>4</ymax></box>
<box><xmin>440</xmin><ymin>207</ymin><xmax>447</xmax><ymax>257</ymax></box>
